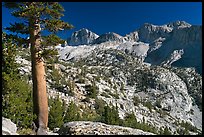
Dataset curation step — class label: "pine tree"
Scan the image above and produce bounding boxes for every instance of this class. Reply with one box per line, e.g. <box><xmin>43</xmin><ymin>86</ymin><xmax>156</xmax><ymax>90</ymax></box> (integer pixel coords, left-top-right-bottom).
<box><xmin>3</xmin><ymin>2</ymin><xmax>73</xmax><ymax>134</ymax></box>
<box><xmin>162</xmin><ymin>126</ymin><xmax>172</xmax><ymax>135</ymax></box>
<box><xmin>2</xmin><ymin>32</ymin><xmax>35</xmax><ymax>129</ymax></box>
<box><xmin>2</xmin><ymin>32</ymin><xmax>19</xmax><ymax>95</ymax></box>
<box><xmin>123</xmin><ymin>112</ymin><xmax>137</xmax><ymax>128</ymax></box>
<box><xmin>103</xmin><ymin>105</ymin><xmax>111</xmax><ymax>124</ymax></box>
<box><xmin>64</xmin><ymin>101</ymin><xmax>80</xmax><ymax>123</ymax></box>
<box><xmin>48</xmin><ymin>96</ymin><xmax>65</xmax><ymax>130</ymax></box>
<box><xmin>103</xmin><ymin>105</ymin><xmax>120</xmax><ymax>125</ymax></box>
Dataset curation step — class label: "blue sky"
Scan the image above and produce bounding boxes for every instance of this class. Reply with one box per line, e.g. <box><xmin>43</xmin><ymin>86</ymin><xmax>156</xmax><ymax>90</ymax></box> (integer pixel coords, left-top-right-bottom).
<box><xmin>2</xmin><ymin>2</ymin><xmax>202</xmax><ymax>40</ymax></box>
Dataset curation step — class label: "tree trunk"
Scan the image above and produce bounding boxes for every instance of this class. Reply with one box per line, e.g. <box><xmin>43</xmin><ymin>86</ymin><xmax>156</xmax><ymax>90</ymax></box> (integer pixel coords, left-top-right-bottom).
<box><xmin>30</xmin><ymin>21</ymin><xmax>48</xmax><ymax>134</ymax></box>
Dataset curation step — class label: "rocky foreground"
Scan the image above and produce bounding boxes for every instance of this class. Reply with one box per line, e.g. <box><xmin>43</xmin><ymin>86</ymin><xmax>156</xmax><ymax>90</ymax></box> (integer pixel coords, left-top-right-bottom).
<box><xmin>59</xmin><ymin>121</ymin><xmax>155</xmax><ymax>135</ymax></box>
<box><xmin>2</xmin><ymin>117</ymin><xmax>154</xmax><ymax>135</ymax></box>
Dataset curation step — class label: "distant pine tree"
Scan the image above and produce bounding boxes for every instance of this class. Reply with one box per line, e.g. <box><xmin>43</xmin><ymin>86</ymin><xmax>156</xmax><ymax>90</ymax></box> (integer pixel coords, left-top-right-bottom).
<box><xmin>64</xmin><ymin>101</ymin><xmax>80</xmax><ymax>123</ymax></box>
<box><xmin>123</xmin><ymin>112</ymin><xmax>138</xmax><ymax>128</ymax></box>
<box><xmin>103</xmin><ymin>105</ymin><xmax>120</xmax><ymax>125</ymax></box>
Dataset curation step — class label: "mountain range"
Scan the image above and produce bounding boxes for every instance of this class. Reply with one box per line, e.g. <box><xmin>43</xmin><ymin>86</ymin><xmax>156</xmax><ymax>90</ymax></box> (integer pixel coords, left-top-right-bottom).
<box><xmin>59</xmin><ymin>20</ymin><xmax>201</xmax><ymax>74</ymax></box>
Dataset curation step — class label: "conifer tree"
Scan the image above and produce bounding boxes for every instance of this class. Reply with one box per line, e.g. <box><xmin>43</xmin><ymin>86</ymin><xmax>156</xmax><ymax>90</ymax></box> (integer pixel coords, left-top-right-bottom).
<box><xmin>103</xmin><ymin>105</ymin><xmax>120</xmax><ymax>125</ymax></box>
<box><xmin>2</xmin><ymin>32</ymin><xmax>35</xmax><ymax>129</ymax></box>
<box><xmin>64</xmin><ymin>101</ymin><xmax>80</xmax><ymax>123</ymax></box>
<box><xmin>3</xmin><ymin>2</ymin><xmax>73</xmax><ymax>134</ymax></box>
<box><xmin>123</xmin><ymin>112</ymin><xmax>137</xmax><ymax>128</ymax></box>
<box><xmin>48</xmin><ymin>96</ymin><xmax>65</xmax><ymax>130</ymax></box>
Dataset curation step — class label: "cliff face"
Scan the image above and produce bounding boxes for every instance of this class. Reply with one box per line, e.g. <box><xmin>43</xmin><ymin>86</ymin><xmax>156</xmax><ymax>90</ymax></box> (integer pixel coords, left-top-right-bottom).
<box><xmin>68</xmin><ymin>28</ymin><xmax>99</xmax><ymax>46</ymax></box>
<box><xmin>144</xmin><ymin>25</ymin><xmax>202</xmax><ymax>73</ymax></box>
<box><xmin>93</xmin><ymin>32</ymin><xmax>124</xmax><ymax>44</ymax></box>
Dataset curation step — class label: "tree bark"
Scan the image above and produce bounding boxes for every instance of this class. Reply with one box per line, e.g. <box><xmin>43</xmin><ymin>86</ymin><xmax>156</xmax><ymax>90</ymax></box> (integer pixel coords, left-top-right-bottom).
<box><xmin>30</xmin><ymin>21</ymin><xmax>48</xmax><ymax>134</ymax></box>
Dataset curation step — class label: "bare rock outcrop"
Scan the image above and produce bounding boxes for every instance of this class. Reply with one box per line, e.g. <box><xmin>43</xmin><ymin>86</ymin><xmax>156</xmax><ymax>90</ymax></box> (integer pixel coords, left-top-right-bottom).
<box><xmin>59</xmin><ymin>121</ymin><xmax>155</xmax><ymax>135</ymax></box>
<box><xmin>2</xmin><ymin>117</ymin><xmax>18</xmax><ymax>135</ymax></box>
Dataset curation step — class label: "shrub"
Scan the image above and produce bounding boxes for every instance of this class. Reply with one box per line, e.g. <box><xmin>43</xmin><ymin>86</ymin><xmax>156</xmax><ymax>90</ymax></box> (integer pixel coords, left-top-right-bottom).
<box><xmin>94</xmin><ymin>98</ymin><xmax>106</xmax><ymax>116</ymax></box>
<box><xmin>87</xmin><ymin>81</ymin><xmax>98</xmax><ymax>99</ymax></box>
<box><xmin>133</xmin><ymin>96</ymin><xmax>140</xmax><ymax>106</ymax></box>
<box><xmin>143</xmin><ymin>101</ymin><xmax>153</xmax><ymax>112</ymax></box>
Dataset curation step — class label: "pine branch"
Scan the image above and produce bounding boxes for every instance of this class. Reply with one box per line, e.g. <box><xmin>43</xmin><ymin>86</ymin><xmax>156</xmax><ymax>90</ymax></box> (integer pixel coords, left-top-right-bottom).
<box><xmin>41</xmin><ymin>34</ymin><xmax>65</xmax><ymax>47</ymax></box>
<box><xmin>44</xmin><ymin>19</ymin><xmax>74</xmax><ymax>32</ymax></box>
<box><xmin>4</xmin><ymin>22</ymin><xmax>29</xmax><ymax>35</ymax></box>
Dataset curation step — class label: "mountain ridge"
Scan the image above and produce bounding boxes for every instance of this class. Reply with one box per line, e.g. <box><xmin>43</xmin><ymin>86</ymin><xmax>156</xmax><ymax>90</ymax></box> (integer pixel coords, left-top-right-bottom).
<box><xmin>63</xmin><ymin>20</ymin><xmax>201</xmax><ymax>74</ymax></box>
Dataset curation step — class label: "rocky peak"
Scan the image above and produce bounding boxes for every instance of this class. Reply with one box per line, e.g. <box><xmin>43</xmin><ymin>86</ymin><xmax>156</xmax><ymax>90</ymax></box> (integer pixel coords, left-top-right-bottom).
<box><xmin>93</xmin><ymin>32</ymin><xmax>124</xmax><ymax>44</ymax></box>
<box><xmin>137</xmin><ymin>23</ymin><xmax>172</xmax><ymax>43</ymax></box>
<box><xmin>167</xmin><ymin>20</ymin><xmax>191</xmax><ymax>29</ymax></box>
<box><xmin>124</xmin><ymin>31</ymin><xmax>139</xmax><ymax>42</ymax></box>
<box><xmin>68</xmin><ymin>28</ymin><xmax>99</xmax><ymax>46</ymax></box>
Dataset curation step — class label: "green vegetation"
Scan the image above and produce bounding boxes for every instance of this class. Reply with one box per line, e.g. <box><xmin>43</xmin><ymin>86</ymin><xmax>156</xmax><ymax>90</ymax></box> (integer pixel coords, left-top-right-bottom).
<box><xmin>64</xmin><ymin>101</ymin><xmax>81</xmax><ymax>123</ymax></box>
<box><xmin>142</xmin><ymin>100</ymin><xmax>153</xmax><ymax>112</ymax></box>
<box><xmin>86</xmin><ymin>81</ymin><xmax>98</xmax><ymax>99</ymax></box>
<box><xmin>122</xmin><ymin>113</ymin><xmax>159</xmax><ymax>134</ymax></box>
<box><xmin>66</xmin><ymin>80</ymin><xmax>75</xmax><ymax>96</ymax></box>
<box><xmin>51</xmin><ymin>68</ymin><xmax>61</xmax><ymax>88</ymax></box>
<box><xmin>133</xmin><ymin>96</ymin><xmax>140</xmax><ymax>106</ymax></box>
<box><xmin>162</xmin><ymin>127</ymin><xmax>172</xmax><ymax>135</ymax></box>
<box><xmin>3</xmin><ymin>2</ymin><xmax>74</xmax><ymax>133</ymax></box>
<box><xmin>102</xmin><ymin>105</ymin><xmax>120</xmax><ymax>125</ymax></box>
<box><xmin>48</xmin><ymin>96</ymin><xmax>65</xmax><ymax>130</ymax></box>
<box><xmin>94</xmin><ymin>98</ymin><xmax>106</xmax><ymax>116</ymax></box>
<box><xmin>17</xmin><ymin>128</ymin><xmax>35</xmax><ymax>135</ymax></box>
<box><xmin>154</xmin><ymin>99</ymin><xmax>162</xmax><ymax>108</ymax></box>
<box><xmin>123</xmin><ymin>112</ymin><xmax>138</xmax><ymax>128</ymax></box>
<box><xmin>2</xmin><ymin>75</ymin><xmax>35</xmax><ymax>129</ymax></box>
<box><xmin>180</xmin><ymin>120</ymin><xmax>200</xmax><ymax>133</ymax></box>
<box><xmin>2</xmin><ymin>33</ymin><xmax>36</xmax><ymax>129</ymax></box>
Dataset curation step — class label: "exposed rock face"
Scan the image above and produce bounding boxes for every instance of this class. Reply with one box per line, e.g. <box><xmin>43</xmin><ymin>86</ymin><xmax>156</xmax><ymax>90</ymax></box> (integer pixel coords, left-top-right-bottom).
<box><xmin>59</xmin><ymin>121</ymin><xmax>155</xmax><ymax>135</ymax></box>
<box><xmin>117</xmin><ymin>41</ymin><xmax>149</xmax><ymax>61</ymax></box>
<box><xmin>2</xmin><ymin>117</ymin><xmax>18</xmax><ymax>135</ymax></box>
<box><xmin>93</xmin><ymin>32</ymin><xmax>124</xmax><ymax>44</ymax></box>
<box><xmin>137</xmin><ymin>23</ymin><xmax>172</xmax><ymax>43</ymax></box>
<box><xmin>137</xmin><ymin>21</ymin><xmax>191</xmax><ymax>43</ymax></box>
<box><xmin>15</xmin><ymin>55</ymin><xmax>31</xmax><ymax>75</ymax></box>
<box><xmin>144</xmin><ymin>25</ymin><xmax>202</xmax><ymax>74</ymax></box>
<box><xmin>124</xmin><ymin>31</ymin><xmax>139</xmax><ymax>42</ymax></box>
<box><xmin>68</xmin><ymin>28</ymin><xmax>99</xmax><ymax>46</ymax></box>
<box><xmin>166</xmin><ymin>20</ymin><xmax>191</xmax><ymax>29</ymax></box>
